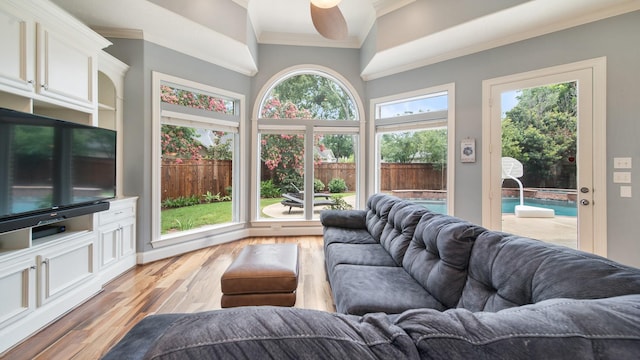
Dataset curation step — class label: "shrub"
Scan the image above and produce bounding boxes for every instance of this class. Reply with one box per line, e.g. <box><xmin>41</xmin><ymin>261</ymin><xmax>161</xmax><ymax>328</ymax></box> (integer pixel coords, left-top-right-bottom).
<box><xmin>162</xmin><ymin>195</ymin><xmax>201</xmax><ymax>208</ymax></box>
<box><xmin>202</xmin><ymin>191</ymin><xmax>220</xmax><ymax>203</ymax></box>
<box><xmin>329</xmin><ymin>195</ymin><xmax>352</xmax><ymax>210</ymax></box>
<box><xmin>261</xmin><ymin>180</ymin><xmax>281</xmax><ymax>198</ymax></box>
<box><xmin>328</xmin><ymin>178</ymin><xmax>347</xmax><ymax>193</ymax></box>
<box><xmin>279</xmin><ymin>173</ymin><xmax>302</xmax><ymax>194</ymax></box>
<box><xmin>314</xmin><ymin>178</ymin><xmax>325</xmax><ymax>192</ymax></box>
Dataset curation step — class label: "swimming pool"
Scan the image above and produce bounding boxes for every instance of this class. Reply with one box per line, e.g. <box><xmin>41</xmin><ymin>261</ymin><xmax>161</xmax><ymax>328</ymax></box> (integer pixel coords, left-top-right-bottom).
<box><xmin>412</xmin><ymin>198</ymin><xmax>577</xmax><ymax>216</ymax></box>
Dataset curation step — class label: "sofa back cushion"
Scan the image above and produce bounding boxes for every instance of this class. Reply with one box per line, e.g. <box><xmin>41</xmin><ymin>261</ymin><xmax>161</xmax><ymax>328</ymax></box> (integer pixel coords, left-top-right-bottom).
<box><xmin>365</xmin><ymin>194</ymin><xmax>402</xmax><ymax>242</ymax></box>
<box><xmin>396</xmin><ymin>295</ymin><xmax>640</xmax><ymax>360</ymax></box>
<box><xmin>402</xmin><ymin>213</ymin><xmax>487</xmax><ymax>309</ymax></box>
<box><xmin>458</xmin><ymin>231</ymin><xmax>640</xmax><ymax>312</ymax></box>
<box><xmin>379</xmin><ymin>204</ymin><xmax>428</xmax><ymax>265</ymax></box>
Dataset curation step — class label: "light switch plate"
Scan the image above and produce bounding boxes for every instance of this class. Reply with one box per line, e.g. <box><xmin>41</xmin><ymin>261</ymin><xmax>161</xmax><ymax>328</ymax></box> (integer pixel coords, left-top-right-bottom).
<box><xmin>620</xmin><ymin>186</ymin><xmax>632</xmax><ymax>198</ymax></box>
<box><xmin>613</xmin><ymin>172</ymin><xmax>631</xmax><ymax>183</ymax></box>
<box><xmin>613</xmin><ymin>157</ymin><xmax>632</xmax><ymax>169</ymax></box>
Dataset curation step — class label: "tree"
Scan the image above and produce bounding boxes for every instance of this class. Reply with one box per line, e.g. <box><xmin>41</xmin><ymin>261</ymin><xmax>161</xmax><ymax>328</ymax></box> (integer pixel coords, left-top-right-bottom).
<box><xmin>260</xmin><ymin>74</ymin><xmax>357</xmax><ymax>192</ymax></box>
<box><xmin>161</xmin><ymin>125</ymin><xmax>203</xmax><ymax>162</ymax></box>
<box><xmin>260</xmin><ymin>98</ymin><xmax>312</xmax><ymax>191</ymax></box>
<box><xmin>160</xmin><ymin>85</ymin><xmax>234</xmax><ymax>162</ymax></box>
<box><xmin>380</xmin><ymin>129</ymin><xmax>447</xmax><ymax>164</ymax></box>
<box><xmin>320</xmin><ymin>134</ymin><xmax>354</xmax><ymax>160</ymax></box>
<box><xmin>205</xmin><ymin>131</ymin><xmax>233</xmax><ymax>160</ymax></box>
<box><xmin>502</xmin><ymin>83</ymin><xmax>577</xmax><ymax>187</ymax></box>
<box><xmin>271</xmin><ymin>74</ymin><xmax>356</xmax><ymax>120</ymax></box>
<box><xmin>381</xmin><ymin>132</ymin><xmax>417</xmax><ymax>163</ymax></box>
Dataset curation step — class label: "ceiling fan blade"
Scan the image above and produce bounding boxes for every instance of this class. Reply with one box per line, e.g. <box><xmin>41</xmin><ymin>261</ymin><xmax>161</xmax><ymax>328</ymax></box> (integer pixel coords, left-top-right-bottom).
<box><xmin>310</xmin><ymin>3</ymin><xmax>348</xmax><ymax>40</ymax></box>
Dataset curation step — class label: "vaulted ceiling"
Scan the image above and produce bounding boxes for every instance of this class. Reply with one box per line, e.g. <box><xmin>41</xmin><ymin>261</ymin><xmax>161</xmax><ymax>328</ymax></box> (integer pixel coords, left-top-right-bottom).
<box><xmin>52</xmin><ymin>0</ymin><xmax>640</xmax><ymax>80</ymax></box>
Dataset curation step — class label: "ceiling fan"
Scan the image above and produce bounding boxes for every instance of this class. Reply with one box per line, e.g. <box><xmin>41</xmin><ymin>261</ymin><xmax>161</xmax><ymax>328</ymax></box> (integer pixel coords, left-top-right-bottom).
<box><xmin>310</xmin><ymin>0</ymin><xmax>348</xmax><ymax>40</ymax></box>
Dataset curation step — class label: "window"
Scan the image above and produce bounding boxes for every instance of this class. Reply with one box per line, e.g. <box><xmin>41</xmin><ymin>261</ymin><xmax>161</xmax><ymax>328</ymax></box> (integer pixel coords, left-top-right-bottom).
<box><xmin>152</xmin><ymin>72</ymin><xmax>244</xmax><ymax>247</ymax></box>
<box><xmin>254</xmin><ymin>68</ymin><xmax>362</xmax><ymax>221</ymax></box>
<box><xmin>372</xmin><ymin>85</ymin><xmax>455</xmax><ymax>214</ymax></box>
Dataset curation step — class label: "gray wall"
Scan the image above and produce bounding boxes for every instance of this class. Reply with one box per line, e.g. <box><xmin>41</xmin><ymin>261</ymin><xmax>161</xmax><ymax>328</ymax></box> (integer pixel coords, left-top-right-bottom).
<box><xmin>366</xmin><ymin>10</ymin><xmax>640</xmax><ymax>266</ymax></box>
<box><xmin>107</xmin><ymin>10</ymin><xmax>639</xmax><ymax>266</ymax></box>
<box><xmin>105</xmin><ymin>39</ymin><xmax>252</xmax><ymax>252</ymax></box>
<box><xmin>250</xmin><ymin>45</ymin><xmax>364</xmax><ymax>111</ymax></box>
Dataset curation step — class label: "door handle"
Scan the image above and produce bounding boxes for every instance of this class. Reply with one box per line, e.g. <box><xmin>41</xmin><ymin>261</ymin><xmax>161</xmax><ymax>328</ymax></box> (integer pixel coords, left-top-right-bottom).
<box><xmin>580</xmin><ymin>199</ymin><xmax>590</xmax><ymax>206</ymax></box>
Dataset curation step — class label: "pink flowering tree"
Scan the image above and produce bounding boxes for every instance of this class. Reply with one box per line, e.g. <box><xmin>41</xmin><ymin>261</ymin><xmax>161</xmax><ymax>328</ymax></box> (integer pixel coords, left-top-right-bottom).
<box><xmin>261</xmin><ymin>97</ymin><xmax>323</xmax><ymax>192</ymax></box>
<box><xmin>160</xmin><ymin>85</ymin><xmax>232</xmax><ymax>162</ymax></box>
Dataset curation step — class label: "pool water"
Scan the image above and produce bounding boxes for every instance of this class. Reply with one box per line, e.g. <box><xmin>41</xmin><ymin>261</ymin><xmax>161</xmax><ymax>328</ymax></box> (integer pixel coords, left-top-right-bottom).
<box><xmin>501</xmin><ymin>198</ymin><xmax>577</xmax><ymax>216</ymax></box>
<box><xmin>413</xmin><ymin>198</ymin><xmax>577</xmax><ymax>217</ymax></box>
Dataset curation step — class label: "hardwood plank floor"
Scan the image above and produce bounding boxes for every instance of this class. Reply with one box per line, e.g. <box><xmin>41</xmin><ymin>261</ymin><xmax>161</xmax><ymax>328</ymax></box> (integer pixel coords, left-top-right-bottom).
<box><xmin>2</xmin><ymin>236</ymin><xmax>334</xmax><ymax>360</ymax></box>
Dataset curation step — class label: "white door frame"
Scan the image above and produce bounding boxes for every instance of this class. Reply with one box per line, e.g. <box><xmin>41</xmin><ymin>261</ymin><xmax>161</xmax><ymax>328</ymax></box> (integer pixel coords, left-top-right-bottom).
<box><xmin>481</xmin><ymin>57</ymin><xmax>607</xmax><ymax>256</ymax></box>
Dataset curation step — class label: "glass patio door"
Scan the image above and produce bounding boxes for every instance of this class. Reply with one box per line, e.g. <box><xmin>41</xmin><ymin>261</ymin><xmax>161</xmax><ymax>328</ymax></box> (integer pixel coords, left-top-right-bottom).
<box><xmin>483</xmin><ymin>58</ymin><xmax>607</xmax><ymax>255</ymax></box>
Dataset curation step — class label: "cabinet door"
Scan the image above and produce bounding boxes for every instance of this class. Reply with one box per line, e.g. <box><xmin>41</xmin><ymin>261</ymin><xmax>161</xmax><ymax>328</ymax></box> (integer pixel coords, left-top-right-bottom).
<box><xmin>0</xmin><ymin>5</ymin><xmax>34</xmax><ymax>93</ymax></box>
<box><xmin>38</xmin><ymin>235</ymin><xmax>95</xmax><ymax>306</ymax></box>
<box><xmin>119</xmin><ymin>220</ymin><xmax>136</xmax><ymax>258</ymax></box>
<box><xmin>99</xmin><ymin>225</ymin><xmax>119</xmax><ymax>268</ymax></box>
<box><xmin>36</xmin><ymin>23</ymin><xmax>94</xmax><ymax>108</ymax></box>
<box><xmin>0</xmin><ymin>258</ymin><xmax>36</xmax><ymax>328</ymax></box>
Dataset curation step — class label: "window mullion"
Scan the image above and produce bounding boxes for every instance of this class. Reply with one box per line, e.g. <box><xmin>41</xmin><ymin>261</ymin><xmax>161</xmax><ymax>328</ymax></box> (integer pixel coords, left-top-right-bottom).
<box><xmin>305</xmin><ymin>125</ymin><xmax>315</xmax><ymax>220</ymax></box>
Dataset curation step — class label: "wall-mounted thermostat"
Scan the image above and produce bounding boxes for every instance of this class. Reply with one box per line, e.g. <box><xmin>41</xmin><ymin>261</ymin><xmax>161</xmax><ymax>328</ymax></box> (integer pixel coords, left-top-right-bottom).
<box><xmin>461</xmin><ymin>138</ymin><xmax>476</xmax><ymax>163</ymax></box>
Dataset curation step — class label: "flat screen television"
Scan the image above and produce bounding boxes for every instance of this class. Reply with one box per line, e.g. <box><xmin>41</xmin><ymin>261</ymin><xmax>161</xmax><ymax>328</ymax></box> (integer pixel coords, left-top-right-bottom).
<box><xmin>0</xmin><ymin>107</ymin><xmax>115</xmax><ymax>234</ymax></box>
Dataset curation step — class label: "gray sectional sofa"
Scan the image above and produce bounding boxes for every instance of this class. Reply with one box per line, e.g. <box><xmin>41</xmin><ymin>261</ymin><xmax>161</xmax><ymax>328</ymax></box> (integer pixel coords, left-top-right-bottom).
<box><xmin>103</xmin><ymin>193</ymin><xmax>640</xmax><ymax>359</ymax></box>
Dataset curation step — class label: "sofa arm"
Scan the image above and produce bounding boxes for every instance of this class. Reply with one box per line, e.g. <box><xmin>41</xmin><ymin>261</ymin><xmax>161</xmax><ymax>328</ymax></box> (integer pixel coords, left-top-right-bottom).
<box><xmin>395</xmin><ymin>295</ymin><xmax>640</xmax><ymax>359</ymax></box>
<box><xmin>320</xmin><ymin>209</ymin><xmax>367</xmax><ymax>229</ymax></box>
<box><xmin>102</xmin><ymin>307</ymin><xmax>419</xmax><ymax>360</ymax></box>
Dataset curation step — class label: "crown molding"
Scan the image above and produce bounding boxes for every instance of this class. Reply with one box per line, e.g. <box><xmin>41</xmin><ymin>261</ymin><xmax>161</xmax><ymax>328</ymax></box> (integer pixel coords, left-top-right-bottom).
<box><xmin>258</xmin><ymin>31</ymin><xmax>361</xmax><ymax>49</ymax></box>
<box><xmin>373</xmin><ymin>0</ymin><xmax>415</xmax><ymax>17</ymax></box>
<box><xmin>93</xmin><ymin>26</ymin><xmax>144</xmax><ymax>40</ymax></box>
<box><xmin>232</xmin><ymin>0</ymin><xmax>248</xmax><ymax>9</ymax></box>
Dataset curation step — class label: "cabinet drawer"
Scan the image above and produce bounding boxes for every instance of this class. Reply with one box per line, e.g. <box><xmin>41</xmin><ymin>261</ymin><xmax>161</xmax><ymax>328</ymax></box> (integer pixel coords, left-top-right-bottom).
<box><xmin>98</xmin><ymin>202</ymin><xmax>136</xmax><ymax>226</ymax></box>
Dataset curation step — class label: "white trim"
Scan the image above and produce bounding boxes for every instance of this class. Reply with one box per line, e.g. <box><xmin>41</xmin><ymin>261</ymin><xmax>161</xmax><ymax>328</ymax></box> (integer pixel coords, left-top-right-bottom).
<box><xmin>481</xmin><ymin>57</ymin><xmax>607</xmax><ymax>256</ymax></box>
<box><xmin>161</xmin><ymin>110</ymin><xmax>239</xmax><ymax>132</ymax></box>
<box><xmin>138</xmin><ymin>228</ymin><xmax>250</xmax><ymax>264</ymax></box>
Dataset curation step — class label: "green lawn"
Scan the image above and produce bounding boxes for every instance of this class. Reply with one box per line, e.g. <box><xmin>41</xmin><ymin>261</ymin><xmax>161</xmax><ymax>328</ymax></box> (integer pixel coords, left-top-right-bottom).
<box><xmin>161</xmin><ymin>197</ymin><xmax>284</xmax><ymax>234</ymax></box>
<box><xmin>161</xmin><ymin>194</ymin><xmax>353</xmax><ymax>234</ymax></box>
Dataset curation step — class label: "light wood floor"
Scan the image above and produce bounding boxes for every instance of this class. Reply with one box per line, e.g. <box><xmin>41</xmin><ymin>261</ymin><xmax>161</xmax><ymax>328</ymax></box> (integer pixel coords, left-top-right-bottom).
<box><xmin>2</xmin><ymin>236</ymin><xmax>334</xmax><ymax>360</ymax></box>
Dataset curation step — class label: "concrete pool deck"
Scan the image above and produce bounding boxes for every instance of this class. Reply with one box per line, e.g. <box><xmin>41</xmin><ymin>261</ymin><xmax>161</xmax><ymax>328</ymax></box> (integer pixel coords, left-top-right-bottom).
<box><xmin>263</xmin><ymin>195</ymin><xmax>578</xmax><ymax>249</ymax></box>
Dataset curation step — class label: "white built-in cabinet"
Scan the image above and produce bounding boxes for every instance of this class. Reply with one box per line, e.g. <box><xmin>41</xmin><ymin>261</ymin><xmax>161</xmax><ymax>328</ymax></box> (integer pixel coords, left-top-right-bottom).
<box><xmin>97</xmin><ymin>198</ymin><xmax>137</xmax><ymax>284</ymax></box>
<box><xmin>0</xmin><ymin>0</ymin><xmax>134</xmax><ymax>354</ymax></box>
<box><xmin>0</xmin><ymin>0</ymin><xmax>109</xmax><ymax>114</ymax></box>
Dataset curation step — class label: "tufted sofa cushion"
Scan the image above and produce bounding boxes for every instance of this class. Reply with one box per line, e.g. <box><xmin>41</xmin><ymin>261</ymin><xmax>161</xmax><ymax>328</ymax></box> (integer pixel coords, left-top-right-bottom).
<box><xmin>365</xmin><ymin>194</ymin><xmax>402</xmax><ymax>242</ymax></box>
<box><xmin>402</xmin><ymin>213</ymin><xmax>487</xmax><ymax>309</ymax></box>
<box><xmin>379</xmin><ymin>204</ymin><xmax>428</xmax><ymax>265</ymax></box>
<box><xmin>458</xmin><ymin>231</ymin><xmax>640</xmax><ymax>312</ymax></box>
<box><xmin>396</xmin><ymin>294</ymin><xmax>640</xmax><ymax>360</ymax></box>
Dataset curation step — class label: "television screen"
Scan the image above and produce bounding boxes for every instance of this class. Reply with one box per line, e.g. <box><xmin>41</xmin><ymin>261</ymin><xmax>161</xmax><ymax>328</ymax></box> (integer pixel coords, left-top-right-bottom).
<box><xmin>0</xmin><ymin>108</ymin><xmax>116</xmax><ymax>229</ymax></box>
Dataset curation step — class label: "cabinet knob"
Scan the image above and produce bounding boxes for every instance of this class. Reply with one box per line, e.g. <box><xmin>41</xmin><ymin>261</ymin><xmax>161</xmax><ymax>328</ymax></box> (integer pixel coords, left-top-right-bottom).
<box><xmin>41</xmin><ymin>83</ymin><xmax>49</xmax><ymax>90</ymax></box>
<box><xmin>42</xmin><ymin>258</ymin><xmax>50</xmax><ymax>266</ymax></box>
<box><xmin>27</xmin><ymin>80</ymin><xmax>34</xmax><ymax>85</ymax></box>
<box><xmin>30</xmin><ymin>265</ymin><xmax>37</xmax><ymax>270</ymax></box>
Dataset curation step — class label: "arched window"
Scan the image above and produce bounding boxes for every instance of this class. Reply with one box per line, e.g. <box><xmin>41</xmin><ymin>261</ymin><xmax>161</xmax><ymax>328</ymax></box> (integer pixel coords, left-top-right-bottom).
<box><xmin>253</xmin><ymin>68</ymin><xmax>363</xmax><ymax>221</ymax></box>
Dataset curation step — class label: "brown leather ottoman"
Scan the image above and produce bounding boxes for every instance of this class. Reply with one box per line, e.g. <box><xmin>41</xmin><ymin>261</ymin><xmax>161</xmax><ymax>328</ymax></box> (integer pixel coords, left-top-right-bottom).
<box><xmin>221</xmin><ymin>243</ymin><xmax>299</xmax><ymax>308</ymax></box>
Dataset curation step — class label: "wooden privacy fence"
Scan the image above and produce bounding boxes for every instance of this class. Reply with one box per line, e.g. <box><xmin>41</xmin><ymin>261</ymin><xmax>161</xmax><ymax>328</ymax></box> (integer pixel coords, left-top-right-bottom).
<box><xmin>162</xmin><ymin>160</ymin><xmax>446</xmax><ymax>200</ymax></box>
<box><xmin>161</xmin><ymin>159</ymin><xmax>231</xmax><ymax>201</ymax></box>
<box><xmin>314</xmin><ymin>163</ymin><xmax>446</xmax><ymax>191</ymax></box>
<box><xmin>380</xmin><ymin>163</ymin><xmax>446</xmax><ymax>191</ymax></box>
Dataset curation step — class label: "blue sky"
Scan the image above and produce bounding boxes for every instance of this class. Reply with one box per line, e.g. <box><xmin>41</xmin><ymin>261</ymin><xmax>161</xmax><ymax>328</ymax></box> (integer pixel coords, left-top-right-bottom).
<box><xmin>502</xmin><ymin>90</ymin><xmax>520</xmax><ymax>116</ymax></box>
<box><xmin>379</xmin><ymin>91</ymin><xmax>519</xmax><ymax>119</ymax></box>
